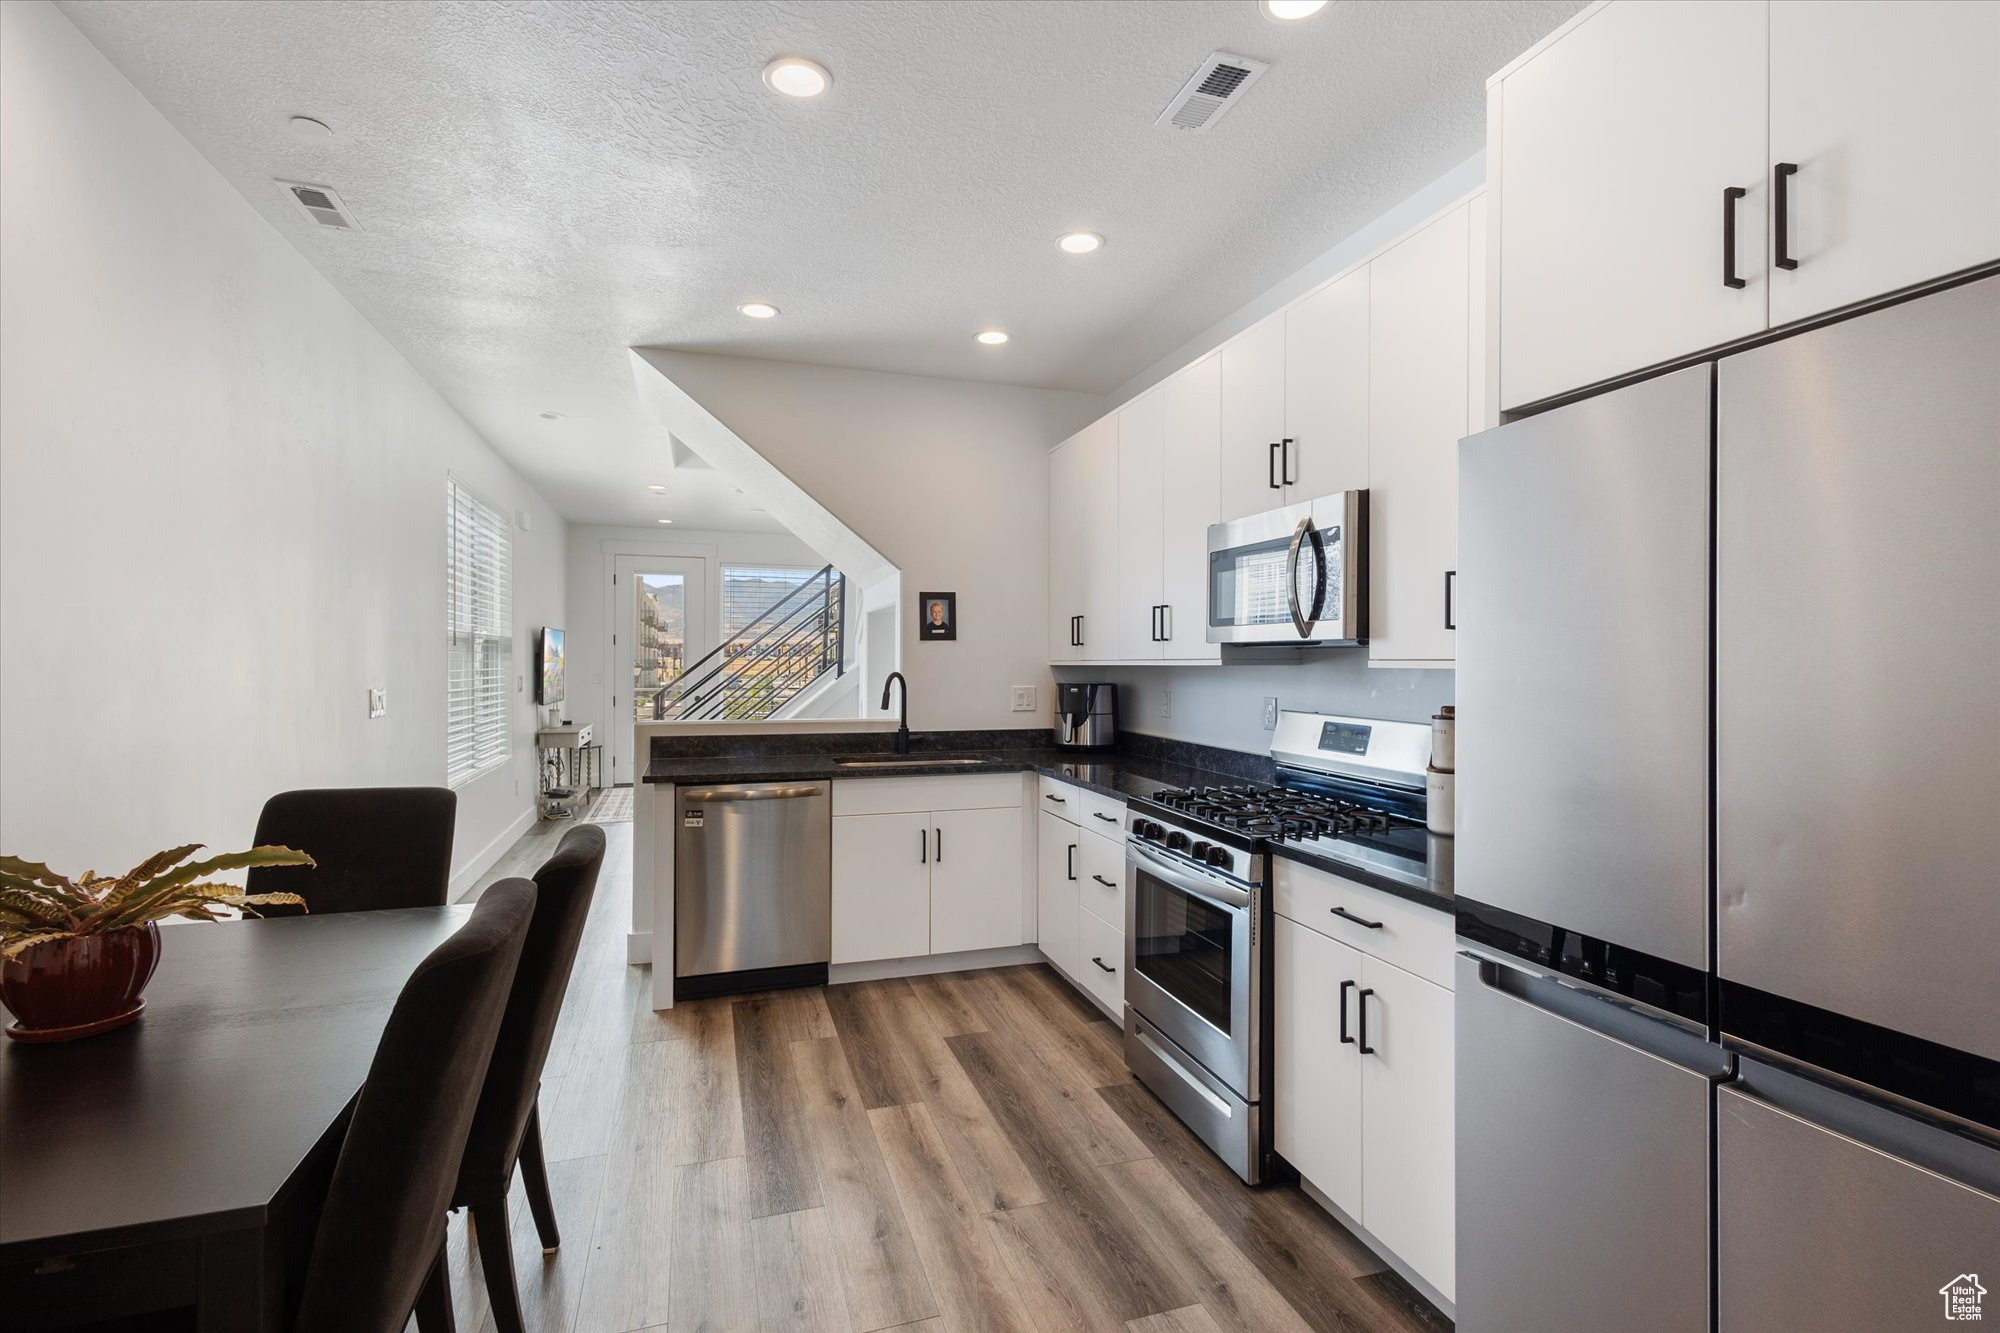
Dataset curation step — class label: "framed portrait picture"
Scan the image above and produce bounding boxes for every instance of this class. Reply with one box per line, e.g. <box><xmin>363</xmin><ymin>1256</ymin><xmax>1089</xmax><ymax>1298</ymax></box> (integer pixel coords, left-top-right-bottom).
<box><xmin>918</xmin><ymin>591</ymin><xmax>956</xmax><ymax>641</ymax></box>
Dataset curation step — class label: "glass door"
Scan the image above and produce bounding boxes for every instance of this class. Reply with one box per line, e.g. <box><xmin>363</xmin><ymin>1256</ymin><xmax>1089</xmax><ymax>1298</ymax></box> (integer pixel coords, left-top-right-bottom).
<box><xmin>610</xmin><ymin>554</ymin><xmax>708</xmax><ymax>784</ymax></box>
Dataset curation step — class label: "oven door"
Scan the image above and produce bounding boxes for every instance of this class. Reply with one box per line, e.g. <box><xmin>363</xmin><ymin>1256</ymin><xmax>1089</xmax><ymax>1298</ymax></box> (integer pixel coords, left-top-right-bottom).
<box><xmin>1125</xmin><ymin>841</ymin><xmax>1255</xmax><ymax>1095</ymax></box>
<box><xmin>1206</xmin><ymin>494</ymin><xmax>1362</xmax><ymax>645</ymax></box>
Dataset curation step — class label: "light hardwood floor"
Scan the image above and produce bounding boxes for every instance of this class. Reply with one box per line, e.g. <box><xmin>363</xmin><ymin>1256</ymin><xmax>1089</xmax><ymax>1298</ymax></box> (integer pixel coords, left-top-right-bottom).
<box><xmin>439</xmin><ymin>809</ymin><xmax>1451</xmax><ymax>1333</ymax></box>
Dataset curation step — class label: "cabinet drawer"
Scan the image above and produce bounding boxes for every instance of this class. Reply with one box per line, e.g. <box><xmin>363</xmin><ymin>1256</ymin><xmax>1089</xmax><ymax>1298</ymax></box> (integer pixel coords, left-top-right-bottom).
<box><xmin>1037</xmin><ymin>774</ymin><xmax>1082</xmax><ymax>824</ymax></box>
<box><xmin>1078</xmin><ymin>787</ymin><xmax>1127</xmax><ymax>835</ymax></box>
<box><xmin>833</xmin><ymin>772</ymin><xmax>1026</xmax><ymax>816</ymax></box>
<box><xmin>1076</xmin><ymin>908</ymin><xmax>1125</xmax><ymax>1019</ymax></box>
<box><xmin>1078</xmin><ymin>828</ymin><xmax>1125</xmax><ymax>930</ymax></box>
<box><xmin>1273</xmin><ymin>857</ymin><xmax>1453</xmax><ymax>989</ymax></box>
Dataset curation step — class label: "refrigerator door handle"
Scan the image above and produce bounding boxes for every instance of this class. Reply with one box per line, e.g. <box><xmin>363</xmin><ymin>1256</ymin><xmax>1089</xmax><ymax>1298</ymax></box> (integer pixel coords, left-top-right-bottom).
<box><xmin>1727</xmin><ymin>1056</ymin><xmax>2000</xmax><ymax>1193</ymax></box>
<box><xmin>1463</xmin><ymin>949</ymin><xmax>1727</xmax><ymax>1075</ymax></box>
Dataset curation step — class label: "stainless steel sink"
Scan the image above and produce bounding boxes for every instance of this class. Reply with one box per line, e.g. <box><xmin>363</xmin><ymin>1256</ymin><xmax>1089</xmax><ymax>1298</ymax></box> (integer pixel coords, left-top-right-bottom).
<box><xmin>833</xmin><ymin>756</ymin><xmax>997</xmax><ymax>768</ymax></box>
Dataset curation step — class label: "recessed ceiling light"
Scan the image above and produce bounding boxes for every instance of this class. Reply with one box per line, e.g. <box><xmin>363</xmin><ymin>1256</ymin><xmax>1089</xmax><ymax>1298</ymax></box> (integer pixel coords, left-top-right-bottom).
<box><xmin>1264</xmin><ymin>0</ymin><xmax>1329</xmax><ymax>19</ymax></box>
<box><xmin>538</xmin><ymin>411</ymin><xmax>564</xmax><ymax>420</ymax></box>
<box><xmin>657</xmin><ymin>517</ymin><xmax>674</xmax><ymax>525</ymax></box>
<box><xmin>647</xmin><ymin>484</ymin><xmax>668</xmax><ymax>493</ymax></box>
<box><xmin>976</xmin><ymin>330</ymin><xmax>1010</xmax><ymax>346</ymax></box>
<box><xmin>763</xmin><ymin>57</ymin><xmax>831</xmax><ymax>99</ymax></box>
<box><xmin>287</xmin><ymin>115</ymin><xmax>334</xmax><ymax>138</ymax></box>
<box><xmin>738</xmin><ymin>301</ymin><xmax>780</xmax><ymax>319</ymax></box>
<box><xmin>1057</xmin><ymin>231</ymin><xmax>1104</xmax><ymax>255</ymax></box>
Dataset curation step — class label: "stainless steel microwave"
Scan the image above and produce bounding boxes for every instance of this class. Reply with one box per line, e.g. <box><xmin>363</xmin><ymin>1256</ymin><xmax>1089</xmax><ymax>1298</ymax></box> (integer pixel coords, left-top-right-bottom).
<box><xmin>1206</xmin><ymin>491</ymin><xmax>1366</xmax><ymax>645</ymax></box>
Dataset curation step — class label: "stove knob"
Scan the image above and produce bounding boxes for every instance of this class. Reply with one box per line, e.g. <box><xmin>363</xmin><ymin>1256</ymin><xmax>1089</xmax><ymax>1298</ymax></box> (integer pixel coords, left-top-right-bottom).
<box><xmin>1141</xmin><ymin>821</ymin><xmax>1164</xmax><ymax>840</ymax></box>
<box><xmin>1206</xmin><ymin>845</ymin><xmax>1234</xmax><ymax>869</ymax></box>
<box><xmin>1165</xmin><ymin>830</ymin><xmax>1190</xmax><ymax>852</ymax></box>
<box><xmin>1189</xmin><ymin>840</ymin><xmax>1212</xmax><ymax>861</ymax></box>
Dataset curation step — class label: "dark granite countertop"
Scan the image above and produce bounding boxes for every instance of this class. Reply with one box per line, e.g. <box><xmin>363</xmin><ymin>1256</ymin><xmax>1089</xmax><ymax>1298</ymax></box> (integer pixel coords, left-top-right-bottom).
<box><xmin>641</xmin><ymin>745</ymin><xmax>1247</xmax><ymax>804</ymax></box>
<box><xmin>1268</xmin><ymin>840</ymin><xmax>1455</xmax><ymax>915</ymax></box>
<box><xmin>641</xmin><ymin>727</ymin><xmax>1451</xmax><ymax>912</ymax></box>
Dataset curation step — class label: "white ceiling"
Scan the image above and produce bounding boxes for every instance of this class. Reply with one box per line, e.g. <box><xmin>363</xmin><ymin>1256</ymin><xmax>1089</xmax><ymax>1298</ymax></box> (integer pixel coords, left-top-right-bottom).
<box><xmin>59</xmin><ymin>0</ymin><xmax>1582</xmax><ymax>528</ymax></box>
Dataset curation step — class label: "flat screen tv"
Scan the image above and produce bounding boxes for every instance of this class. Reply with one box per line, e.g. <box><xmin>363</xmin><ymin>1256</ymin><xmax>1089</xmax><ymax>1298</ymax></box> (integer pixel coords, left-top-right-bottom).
<box><xmin>536</xmin><ymin>627</ymin><xmax>566</xmax><ymax>706</ymax></box>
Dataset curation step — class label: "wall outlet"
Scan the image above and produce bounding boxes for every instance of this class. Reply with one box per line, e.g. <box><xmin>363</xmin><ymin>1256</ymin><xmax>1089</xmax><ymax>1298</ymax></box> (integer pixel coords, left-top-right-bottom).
<box><xmin>1262</xmin><ymin>696</ymin><xmax>1278</xmax><ymax>730</ymax></box>
<box><xmin>1011</xmin><ymin>685</ymin><xmax>1037</xmax><ymax>712</ymax></box>
<box><xmin>368</xmin><ymin>687</ymin><xmax>387</xmax><ymax>719</ymax></box>
<box><xmin>1159</xmin><ymin>689</ymin><xmax>1172</xmax><ymax>720</ymax></box>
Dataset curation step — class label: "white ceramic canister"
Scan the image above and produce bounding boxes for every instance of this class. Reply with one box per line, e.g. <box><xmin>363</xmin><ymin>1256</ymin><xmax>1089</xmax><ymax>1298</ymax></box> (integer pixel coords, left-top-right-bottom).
<box><xmin>1430</xmin><ymin>705</ymin><xmax>1455</xmax><ymax>774</ymax></box>
<box><xmin>1426</xmin><ymin>765</ymin><xmax>1455</xmax><ymax>836</ymax></box>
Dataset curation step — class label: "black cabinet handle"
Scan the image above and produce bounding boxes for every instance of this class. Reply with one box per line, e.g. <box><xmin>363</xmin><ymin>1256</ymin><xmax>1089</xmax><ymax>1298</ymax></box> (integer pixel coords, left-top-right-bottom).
<box><xmin>1330</xmin><ymin>905</ymin><xmax>1384</xmax><ymax>930</ymax></box>
<box><xmin>1722</xmin><ymin>185</ymin><xmax>1748</xmax><ymax>289</ymax></box>
<box><xmin>1067</xmin><ymin>844</ymin><xmax>1077</xmax><ymax>880</ymax></box>
<box><xmin>1339</xmin><ymin>979</ymin><xmax>1356</xmax><ymax>1045</ymax></box>
<box><xmin>1159</xmin><ymin>604</ymin><xmax>1172</xmax><ymax>642</ymax></box>
<box><xmin>1268</xmin><ymin>441</ymin><xmax>1283</xmax><ymax>489</ymax></box>
<box><xmin>1444</xmin><ymin>570</ymin><xmax>1456</xmax><ymax>631</ymax></box>
<box><xmin>920</xmin><ymin>829</ymin><xmax>927</xmax><ymax>864</ymax></box>
<box><xmin>1092</xmin><ymin>874</ymin><xmax>1117</xmax><ymax>887</ymax></box>
<box><xmin>935</xmin><ymin>827</ymin><xmax>942</xmax><ymax>862</ymax></box>
<box><xmin>1282</xmin><ymin>437</ymin><xmax>1297</xmax><ymax>485</ymax></box>
<box><xmin>1091</xmin><ymin>956</ymin><xmax>1116</xmax><ymax>974</ymax></box>
<box><xmin>1044</xmin><ymin>792</ymin><xmax>1067</xmax><ymax>804</ymax></box>
<box><xmin>1774</xmin><ymin>162</ymin><xmax>1799</xmax><ymax>270</ymax></box>
<box><xmin>1150</xmin><ymin>604</ymin><xmax>1162</xmax><ymax>642</ymax></box>
<box><xmin>1092</xmin><ymin>811</ymin><xmax>1119</xmax><ymax>823</ymax></box>
<box><xmin>1357</xmin><ymin>987</ymin><xmax>1376</xmax><ymax>1055</ymax></box>
<box><xmin>1075</xmin><ymin>615</ymin><xmax>1084</xmax><ymax>647</ymax></box>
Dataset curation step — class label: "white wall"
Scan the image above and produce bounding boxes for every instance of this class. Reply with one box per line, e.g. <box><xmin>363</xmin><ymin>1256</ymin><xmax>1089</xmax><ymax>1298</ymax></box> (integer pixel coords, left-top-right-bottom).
<box><xmin>0</xmin><ymin>0</ymin><xmax>565</xmax><ymax>892</ymax></box>
<box><xmin>1062</xmin><ymin>658</ymin><xmax>1453</xmax><ymax>757</ymax></box>
<box><xmin>562</xmin><ymin>523</ymin><xmax>828</xmax><ymax>779</ymax></box>
<box><xmin>635</xmin><ymin>352</ymin><xmax>1105</xmax><ymax>732</ymax></box>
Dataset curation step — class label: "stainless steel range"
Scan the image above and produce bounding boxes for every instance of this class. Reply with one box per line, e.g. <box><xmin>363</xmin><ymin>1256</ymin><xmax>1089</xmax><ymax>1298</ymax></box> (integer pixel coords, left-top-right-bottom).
<box><xmin>1121</xmin><ymin>710</ymin><xmax>1436</xmax><ymax>1183</ymax></box>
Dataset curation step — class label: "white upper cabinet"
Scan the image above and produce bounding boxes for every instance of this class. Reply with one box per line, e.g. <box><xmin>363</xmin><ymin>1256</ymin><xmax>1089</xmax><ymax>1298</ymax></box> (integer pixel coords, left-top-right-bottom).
<box><xmin>1047</xmin><ymin>415</ymin><xmax>1118</xmax><ymax>660</ymax></box>
<box><xmin>1767</xmin><ymin>1</ymin><xmax>2000</xmax><ymax>326</ymax></box>
<box><xmin>1284</xmin><ymin>266</ymin><xmax>1372</xmax><ymax>502</ymax></box>
<box><xmin>1160</xmin><ymin>354</ymin><xmax>1222</xmax><ymax>661</ymax></box>
<box><xmin>1047</xmin><ymin>434</ymin><xmax>1083</xmax><ymax>664</ymax></box>
<box><xmin>1219</xmin><ymin>312</ymin><xmax>1289</xmax><ymax>521</ymax></box>
<box><xmin>1115</xmin><ymin>387</ymin><xmax>1167</xmax><ymax>660</ymax></box>
<box><xmin>1368</xmin><ymin>203</ymin><xmax>1470</xmax><ymax>666</ymax></box>
<box><xmin>1495</xmin><ymin>0</ymin><xmax>1769</xmax><ymax>410</ymax></box>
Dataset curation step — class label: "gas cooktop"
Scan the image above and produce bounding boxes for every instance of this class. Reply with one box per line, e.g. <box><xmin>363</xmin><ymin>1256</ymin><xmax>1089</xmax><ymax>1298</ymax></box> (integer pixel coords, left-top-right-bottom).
<box><xmin>1130</xmin><ymin>780</ymin><xmax>1434</xmax><ymax>891</ymax></box>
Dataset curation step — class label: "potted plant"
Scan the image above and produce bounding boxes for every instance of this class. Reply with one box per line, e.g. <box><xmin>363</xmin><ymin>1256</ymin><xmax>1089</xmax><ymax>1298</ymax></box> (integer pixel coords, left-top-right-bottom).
<box><xmin>0</xmin><ymin>845</ymin><xmax>313</xmax><ymax>1042</ymax></box>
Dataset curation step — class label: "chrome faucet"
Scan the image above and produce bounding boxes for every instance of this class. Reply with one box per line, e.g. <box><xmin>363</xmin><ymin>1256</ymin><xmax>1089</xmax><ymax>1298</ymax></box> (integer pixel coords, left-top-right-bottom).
<box><xmin>880</xmin><ymin>671</ymin><xmax>911</xmax><ymax>754</ymax></box>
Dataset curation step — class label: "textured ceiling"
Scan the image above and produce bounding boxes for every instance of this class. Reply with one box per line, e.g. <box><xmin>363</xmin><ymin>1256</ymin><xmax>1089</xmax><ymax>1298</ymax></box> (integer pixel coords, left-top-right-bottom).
<box><xmin>59</xmin><ymin>0</ymin><xmax>1582</xmax><ymax>527</ymax></box>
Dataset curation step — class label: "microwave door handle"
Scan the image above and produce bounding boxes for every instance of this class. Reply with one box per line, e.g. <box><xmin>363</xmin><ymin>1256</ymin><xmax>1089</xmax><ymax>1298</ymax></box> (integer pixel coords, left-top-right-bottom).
<box><xmin>1287</xmin><ymin>516</ymin><xmax>1326</xmax><ymax>640</ymax></box>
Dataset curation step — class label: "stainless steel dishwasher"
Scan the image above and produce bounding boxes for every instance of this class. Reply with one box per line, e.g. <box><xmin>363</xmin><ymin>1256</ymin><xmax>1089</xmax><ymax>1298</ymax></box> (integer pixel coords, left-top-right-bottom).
<box><xmin>674</xmin><ymin>780</ymin><xmax>831</xmax><ymax>999</ymax></box>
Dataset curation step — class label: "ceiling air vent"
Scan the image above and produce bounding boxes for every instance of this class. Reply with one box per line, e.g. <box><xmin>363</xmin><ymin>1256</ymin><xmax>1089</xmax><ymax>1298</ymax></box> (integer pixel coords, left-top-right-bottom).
<box><xmin>1155</xmin><ymin>52</ymin><xmax>1270</xmax><ymax>132</ymax></box>
<box><xmin>278</xmin><ymin>180</ymin><xmax>360</xmax><ymax>231</ymax></box>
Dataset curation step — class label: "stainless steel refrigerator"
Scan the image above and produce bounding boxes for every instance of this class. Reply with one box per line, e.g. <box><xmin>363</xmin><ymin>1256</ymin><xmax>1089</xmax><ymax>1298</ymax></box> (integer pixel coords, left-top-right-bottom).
<box><xmin>1453</xmin><ymin>276</ymin><xmax>2000</xmax><ymax>1333</ymax></box>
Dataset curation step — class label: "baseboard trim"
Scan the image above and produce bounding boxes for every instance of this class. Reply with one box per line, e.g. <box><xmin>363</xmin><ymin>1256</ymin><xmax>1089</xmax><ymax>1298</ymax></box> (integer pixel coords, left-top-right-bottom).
<box><xmin>828</xmin><ymin>943</ymin><xmax>1042</xmax><ymax>985</ymax></box>
<box><xmin>450</xmin><ymin>805</ymin><xmax>539</xmax><ymax>902</ymax></box>
<box><xmin>1294</xmin><ymin>1175</ymin><xmax>1455</xmax><ymax>1320</ymax></box>
<box><xmin>626</xmin><ymin>930</ymin><xmax>652</xmax><ymax>965</ymax></box>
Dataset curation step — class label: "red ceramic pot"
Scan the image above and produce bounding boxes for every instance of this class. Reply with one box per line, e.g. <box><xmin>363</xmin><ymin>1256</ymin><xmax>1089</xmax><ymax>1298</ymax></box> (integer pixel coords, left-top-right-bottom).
<box><xmin>1</xmin><ymin>922</ymin><xmax>161</xmax><ymax>1040</ymax></box>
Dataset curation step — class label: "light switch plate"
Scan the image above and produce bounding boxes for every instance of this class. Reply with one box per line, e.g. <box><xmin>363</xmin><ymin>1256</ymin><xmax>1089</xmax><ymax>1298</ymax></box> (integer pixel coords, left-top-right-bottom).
<box><xmin>368</xmin><ymin>687</ymin><xmax>387</xmax><ymax>719</ymax></box>
<box><xmin>1011</xmin><ymin>685</ymin><xmax>1037</xmax><ymax>712</ymax></box>
<box><xmin>1262</xmin><ymin>696</ymin><xmax>1278</xmax><ymax>730</ymax></box>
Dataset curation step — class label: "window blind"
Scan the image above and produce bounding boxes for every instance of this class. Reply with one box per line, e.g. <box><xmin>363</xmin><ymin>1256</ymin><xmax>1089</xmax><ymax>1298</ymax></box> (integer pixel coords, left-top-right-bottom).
<box><xmin>446</xmin><ymin>478</ymin><xmax>512</xmax><ymax>788</ymax></box>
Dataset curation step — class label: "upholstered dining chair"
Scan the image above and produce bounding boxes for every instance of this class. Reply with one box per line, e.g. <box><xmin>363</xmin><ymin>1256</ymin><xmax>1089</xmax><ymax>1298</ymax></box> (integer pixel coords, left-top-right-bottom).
<box><xmin>291</xmin><ymin>878</ymin><xmax>535</xmax><ymax>1333</ymax></box>
<box><xmin>450</xmin><ymin>824</ymin><xmax>606</xmax><ymax>1333</ymax></box>
<box><xmin>245</xmin><ymin>787</ymin><xmax>457</xmax><ymax>915</ymax></box>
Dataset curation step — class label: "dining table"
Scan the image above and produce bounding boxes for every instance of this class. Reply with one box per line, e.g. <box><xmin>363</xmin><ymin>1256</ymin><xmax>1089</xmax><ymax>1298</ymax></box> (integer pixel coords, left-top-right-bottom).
<box><xmin>1</xmin><ymin>905</ymin><xmax>472</xmax><ymax>1332</ymax></box>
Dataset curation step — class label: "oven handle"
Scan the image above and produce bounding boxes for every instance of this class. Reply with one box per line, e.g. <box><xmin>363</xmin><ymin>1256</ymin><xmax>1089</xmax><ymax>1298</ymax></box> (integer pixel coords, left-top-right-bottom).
<box><xmin>1128</xmin><ymin>844</ymin><xmax>1251</xmax><ymax>911</ymax></box>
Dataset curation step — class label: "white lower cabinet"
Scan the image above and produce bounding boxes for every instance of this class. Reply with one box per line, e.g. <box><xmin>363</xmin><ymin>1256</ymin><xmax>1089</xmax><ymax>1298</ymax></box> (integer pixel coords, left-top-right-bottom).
<box><xmin>1273</xmin><ymin>915</ymin><xmax>1365</xmax><ymax>1210</ymax></box>
<box><xmin>1273</xmin><ymin>869</ymin><xmax>1455</xmax><ymax>1302</ymax></box>
<box><xmin>1036</xmin><ymin>808</ymin><xmax>1080</xmax><ymax>978</ymax></box>
<box><xmin>1358</xmin><ymin>953</ymin><xmax>1455</xmax><ymax>1302</ymax></box>
<box><xmin>1034</xmin><ymin>778</ymin><xmax>1126</xmax><ymax>1018</ymax></box>
<box><xmin>830</xmin><ymin>778</ymin><xmax>1025</xmax><ymax>965</ymax></box>
<box><xmin>930</xmin><ymin>806</ymin><xmax>1026</xmax><ymax>955</ymax></box>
